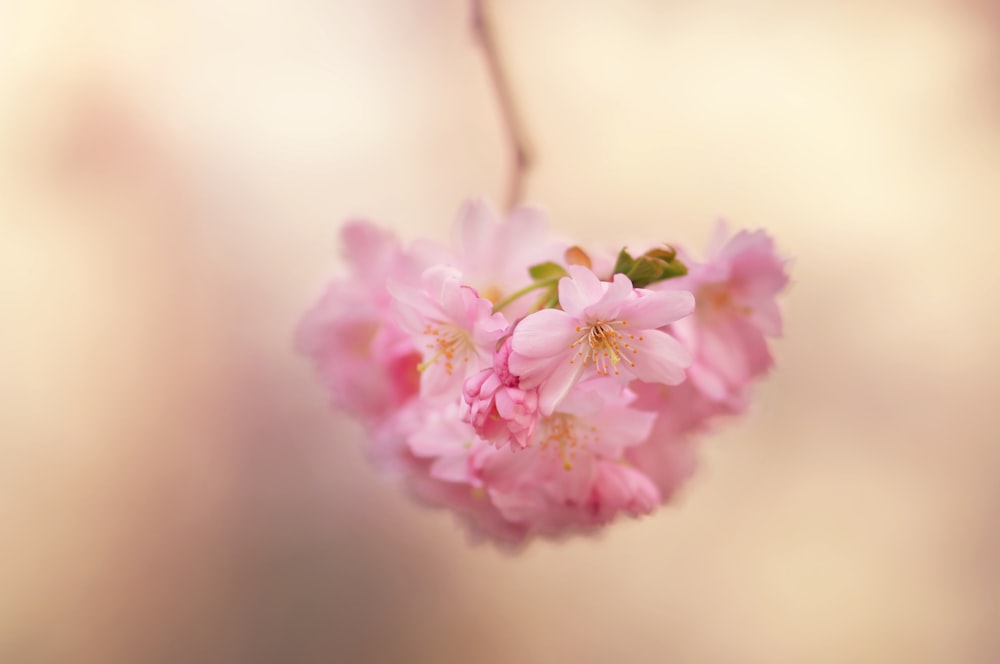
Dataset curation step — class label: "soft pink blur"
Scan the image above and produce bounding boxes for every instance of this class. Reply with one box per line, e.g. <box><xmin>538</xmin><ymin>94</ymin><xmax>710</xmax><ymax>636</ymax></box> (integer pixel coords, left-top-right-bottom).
<box><xmin>2</xmin><ymin>1</ymin><xmax>999</xmax><ymax>662</ymax></box>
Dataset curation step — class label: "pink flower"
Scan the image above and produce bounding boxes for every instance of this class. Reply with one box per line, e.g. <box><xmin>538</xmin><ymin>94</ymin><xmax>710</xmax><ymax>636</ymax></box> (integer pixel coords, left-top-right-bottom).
<box><xmin>461</xmin><ymin>337</ymin><xmax>540</xmax><ymax>450</ymax></box>
<box><xmin>389</xmin><ymin>265</ymin><xmax>509</xmax><ymax>402</ymax></box>
<box><xmin>588</xmin><ymin>461</ymin><xmax>661</xmax><ymax>520</ymax></box>
<box><xmin>296</xmin><ymin>221</ymin><xmax>422</xmax><ymax>423</ymax></box>
<box><xmin>659</xmin><ymin>225</ymin><xmax>789</xmax><ymax>405</ymax></box>
<box><xmin>509</xmin><ymin>265</ymin><xmax>695</xmax><ymax>414</ymax></box>
<box><xmin>481</xmin><ymin>384</ymin><xmax>660</xmax><ymax>533</ymax></box>
<box><xmin>299</xmin><ymin>200</ymin><xmax>790</xmax><ymax>547</ymax></box>
<box><xmin>369</xmin><ymin>402</ymin><xmax>529</xmax><ymax>546</ymax></box>
<box><xmin>380</xmin><ymin>381</ymin><xmax>662</xmax><ymax>542</ymax></box>
<box><xmin>622</xmin><ymin>380</ymin><xmax>728</xmax><ymax>501</ymax></box>
<box><xmin>447</xmin><ymin>199</ymin><xmax>566</xmax><ymax>316</ymax></box>
<box><xmin>407</xmin><ymin>403</ymin><xmax>494</xmax><ymax>487</ymax></box>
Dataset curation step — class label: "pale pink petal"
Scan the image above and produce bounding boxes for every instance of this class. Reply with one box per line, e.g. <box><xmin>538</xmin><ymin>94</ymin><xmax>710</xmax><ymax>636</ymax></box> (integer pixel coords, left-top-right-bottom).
<box><xmin>584</xmin><ymin>273</ymin><xmax>633</xmax><ymax>321</ymax></box>
<box><xmin>556</xmin><ymin>379</ymin><xmax>617</xmax><ymax>417</ymax></box>
<box><xmin>750</xmin><ymin>298</ymin><xmax>783</xmax><ymax>336</ymax></box>
<box><xmin>409</xmin><ymin>425</ymin><xmax>467</xmax><ymax>457</ymax></box>
<box><xmin>590</xmin><ymin>462</ymin><xmax>661</xmax><ymax>519</ymax></box>
<box><xmin>594</xmin><ymin>403</ymin><xmax>657</xmax><ymax>450</ymax></box>
<box><xmin>614</xmin><ymin>464</ymin><xmax>662</xmax><ymax>515</ymax></box>
<box><xmin>507</xmin><ymin>352</ymin><xmax>555</xmax><ymax>387</ymax></box>
<box><xmin>558</xmin><ymin>265</ymin><xmax>604</xmax><ymax>318</ymax></box>
<box><xmin>717</xmin><ymin>228</ymin><xmax>761</xmax><ymax>258</ymax></box>
<box><xmin>387</xmin><ymin>282</ymin><xmax>439</xmax><ymax>335</ymax></box>
<box><xmin>472</xmin><ymin>310</ymin><xmax>510</xmax><ymax>349</ymax></box>
<box><xmin>440</xmin><ymin>281</ymin><xmax>475</xmax><ymax>324</ymax></box>
<box><xmin>537</xmin><ymin>358</ymin><xmax>585</xmax><ymax>415</ymax></box>
<box><xmin>698</xmin><ymin>320</ymin><xmax>751</xmax><ymax>386</ymax></box>
<box><xmin>628</xmin><ymin>329</ymin><xmax>691</xmax><ymax>385</ymax></box>
<box><xmin>705</xmin><ymin>219</ymin><xmax>731</xmax><ymax>256</ymax></box>
<box><xmin>511</xmin><ymin>309</ymin><xmax>580</xmax><ymax>358</ymax></box>
<box><xmin>452</xmin><ymin>198</ymin><xmax>498</xmax><ymax>263</ymax></box>
<box><xmin>687</xmin><ymin>364</ymin><xmax>729</xmax><ymax>401</ymax></box>
<box><xmin>501</xmin><ymin>206</ymin><xmax>548</xmax><ymax>257</ymax></box>
<box><xmin>619</xmin><ymin>290</ymin><xmax>695</xmax><ymax>329</ymax></box>
<box><xmin>341</xmin><ymin>220</ymin><xmax>398</xmax><ymax>274</ymax></box>
<box><xmin>430</xmin><ymin>455</ymin><xmax>474</xmax><ymax>484</ymax></box>
<box><xmin>453</xmin><ymin>199</ymin><xmax>506</xmax><ymax>274</ymax></box>
<box><xmin>419</xmin><ymin>359</ymin><xmax>464</xmax><ymax>400</ymax></box>
<box><xmin>626</xmin><ymin>436</ymin><xmax>698</xmax><ymax>500</ymax></box>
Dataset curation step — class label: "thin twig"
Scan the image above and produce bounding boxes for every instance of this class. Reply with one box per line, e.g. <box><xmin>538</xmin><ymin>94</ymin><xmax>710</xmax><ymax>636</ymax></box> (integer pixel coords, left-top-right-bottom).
<box><xmin>470</xmin><ymin>0</ymin><xmax>533</xmax><ymax>211</ymax></box>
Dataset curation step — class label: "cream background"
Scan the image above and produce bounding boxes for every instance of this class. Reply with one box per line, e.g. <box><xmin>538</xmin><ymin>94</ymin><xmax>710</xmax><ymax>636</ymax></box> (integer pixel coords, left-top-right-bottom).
<box><xmin>1</xmin><ymin>1</ymin><xmax>999</xmax><ymax>662</ymax></box>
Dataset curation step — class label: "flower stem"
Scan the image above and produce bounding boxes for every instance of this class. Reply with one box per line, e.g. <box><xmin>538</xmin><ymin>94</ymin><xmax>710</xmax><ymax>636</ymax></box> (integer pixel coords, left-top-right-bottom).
<box><xmin>470</xmin><ymin>0</ymin><xmax>533</xmax><ymax>211</ymax></box>
<box><xmin>492</xmin><ymin>278</ymin><xmax>558</xmax><ymax>313</ymax></box>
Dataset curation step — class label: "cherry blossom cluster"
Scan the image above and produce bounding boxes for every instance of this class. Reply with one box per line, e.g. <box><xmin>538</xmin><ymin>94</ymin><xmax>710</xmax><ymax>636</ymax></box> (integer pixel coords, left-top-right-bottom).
<box><xmin>298</xmin><ymin>199</ymin><xmax>789</xmax><ymax>545</ymax></box>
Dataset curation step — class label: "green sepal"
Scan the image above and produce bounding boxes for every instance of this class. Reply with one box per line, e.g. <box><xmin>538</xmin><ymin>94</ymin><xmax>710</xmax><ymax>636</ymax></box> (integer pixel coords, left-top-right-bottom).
<box><xmin>612</xmin><ymin>248</ymin><xmax>635</xmax><ymax>275</ymax></box>
<box><xmin>612</xmin><ymin>245</ymin><xmax>688</xmax><ymax>287</ymax></box>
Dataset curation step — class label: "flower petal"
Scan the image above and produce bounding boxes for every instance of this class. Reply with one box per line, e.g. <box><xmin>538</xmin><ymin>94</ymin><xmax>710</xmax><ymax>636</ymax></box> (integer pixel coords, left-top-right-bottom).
<box><xmin>558</xmin><ymin>265</ymin><xmax>603</xmax><ymax>318</ymax></box>
<box><xmin>511</xmin><ymin>309</ymin><xmax>580</xmax><ymax>358</ymax></box>
<box><xmin>584</xmin><ymin>273</ymin><xmax>633</xmax><ymax>321</ymax></box>
<box><xmin>537</xmin><ymin>358</ymin><xmax>585</xmax><ymax>415</ymax></box>
<box><xmin>628</xmin><ymin>329</ymin><xmax>692</xmax><ymax>385</ymax></box>
<box><xmin>620</xmin><ymin>290</ymin><xmax>695</xmax><ymax>330</ymax></box>
<box><xmin>452</xmin><ymin>198</ymin><xmax>498</xmax><ymax>265</ymax></box>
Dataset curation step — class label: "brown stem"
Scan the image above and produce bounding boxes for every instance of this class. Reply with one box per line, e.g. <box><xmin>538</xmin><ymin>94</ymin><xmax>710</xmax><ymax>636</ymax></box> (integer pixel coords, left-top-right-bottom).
<box><xmin>470</xmin><ymin>0</ymin><xmax>533</xmax><ymax>211</ymax></box>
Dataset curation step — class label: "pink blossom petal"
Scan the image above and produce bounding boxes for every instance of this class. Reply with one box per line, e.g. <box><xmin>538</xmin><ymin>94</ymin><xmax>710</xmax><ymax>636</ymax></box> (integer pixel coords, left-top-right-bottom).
<box><xmin>629</xmin><ymin>329</ymin><xmax>691</xmax><ymax>385</ymax></box>
<box><xmin>620</xmin><ymin>290</ymin><xmax>695</xmax><ymax>330</ymax></box>
<box><xmin>583</xmin><ymin>273</ymin><xmax>633</xmax><ymax>321</ymax></box>
<box><xmin>537</xmin><ymin>358</ymin><xmax>585</xmax><ymax>415</ymax></box>
<box><xmin>597</xmin><ymin>404</ymin><xmax>657</xmax><ymax>450</ymax></box>
<box><xmin>341</xmin><ymin>220</ymin><xmax>398</xmax><ymax>274</ymax></box>
<box><xmin>441</xmin><ymin>281</ymin><xmax>476</xmax><ymax>323</ymax></box>
<box><xmin>501</xmin><ymin>206</ymin><xmax>548</xmax><ymax>258</ymax></box>
<box><xmin>558</xmin><ymin>265</ymin><xmax>604</xmax><ymax>318</ymax></box>
<box><xmin>387</xmin><ymin>281</ymin><xmax>440</xmax><ymax>334</ymax></box>
<box><xmin>452</xmin><ymin>198</ymin><xmax>498</xmax><ymax>262</ymax></box>
<box><xmin>626</xmin><ymin>436</ymin><xmax>698</xmax><ymax>501</ymax></box>
<box><xmin>430</xmin><ymin>454</ymin><xmax>474</xmax><ymax>484</ymax></box>
<box><xmin>473</xmin><ymin>310</ymin><xmax>510</xmax><ymax>348</ymax></box>
<box><xmin>511</xmin><ymin>309</ymin><xmax>580</xmax><ymax>358</ymax></box>
<box><xmin>506</xmin><ymin>352</ymin><xmax>553</xmax><ymax>387</ymax></box>
<box><xmin>419</xmin><ymin>362</ymin><xmax>457</xmax><ymax>399</ymax></box>
<box><xmin>750</xmin><ymin>299</ymin><xmax>783</xmax><ymax>336</ymax></box>
<box><xmin>687</xmin><ymin>364</ymin><xmax>728</xmax><ymax>401</ymax></box>
<box><xmin>698</xmin><ymin>321</ymin><xmax>750</xmax><ymax>385</ymax></box>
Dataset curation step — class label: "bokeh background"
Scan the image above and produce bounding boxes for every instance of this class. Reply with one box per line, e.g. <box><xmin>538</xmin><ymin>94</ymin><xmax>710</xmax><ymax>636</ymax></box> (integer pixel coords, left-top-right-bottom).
<box><xmin>2</xmin><ymin>1</ymin><xmax>1000</xmax><ymax>662</ymax></box>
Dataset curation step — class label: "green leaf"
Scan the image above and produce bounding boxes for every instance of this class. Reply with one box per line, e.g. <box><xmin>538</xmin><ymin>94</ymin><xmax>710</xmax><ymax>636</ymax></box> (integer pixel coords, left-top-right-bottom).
<box><xmin>528</xmin><ymin>261</ymin><xmax>568</xmax><ymax>281</ymax></box>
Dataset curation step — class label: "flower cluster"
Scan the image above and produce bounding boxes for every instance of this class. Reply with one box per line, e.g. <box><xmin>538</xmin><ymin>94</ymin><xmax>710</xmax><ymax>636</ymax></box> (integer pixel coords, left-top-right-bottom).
<box><xmin>298</xmin><ymin>199</ymin><xmax>789</xmax><ymax>546</ymax></box>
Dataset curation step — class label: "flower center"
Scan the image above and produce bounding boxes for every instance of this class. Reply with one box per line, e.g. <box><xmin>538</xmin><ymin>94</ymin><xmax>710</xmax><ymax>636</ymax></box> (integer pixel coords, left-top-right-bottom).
<box><xmin>537</xmin><ymin>413</ymin><xmax>598</xmax><ymax>470</ymax></box>
<box><xmin>418</xmin><ymin>323</ymin><xmax>471</xmax><ymax>375</ymax></box>
<box><xmin>698</xmin><ymin>284</ymin><xmax>751</xmax><ymax>318</ymax></box>
<box><xmin>480</xmin><ymin>284</ymin><xmax>503</xmax><ymax>304</ymax></box>
<box><xmin>568</xmin><ymin>320</ymin><xmax>641</xmax><ymax>377</ymax></box>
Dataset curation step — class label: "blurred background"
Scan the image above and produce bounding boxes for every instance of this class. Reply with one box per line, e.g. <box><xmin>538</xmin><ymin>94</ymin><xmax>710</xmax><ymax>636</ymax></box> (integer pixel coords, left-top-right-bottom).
<box><xmin>2</xmin><ymin>1</ymin><xmax>1000</xmax><ymax>662</ymax></box>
